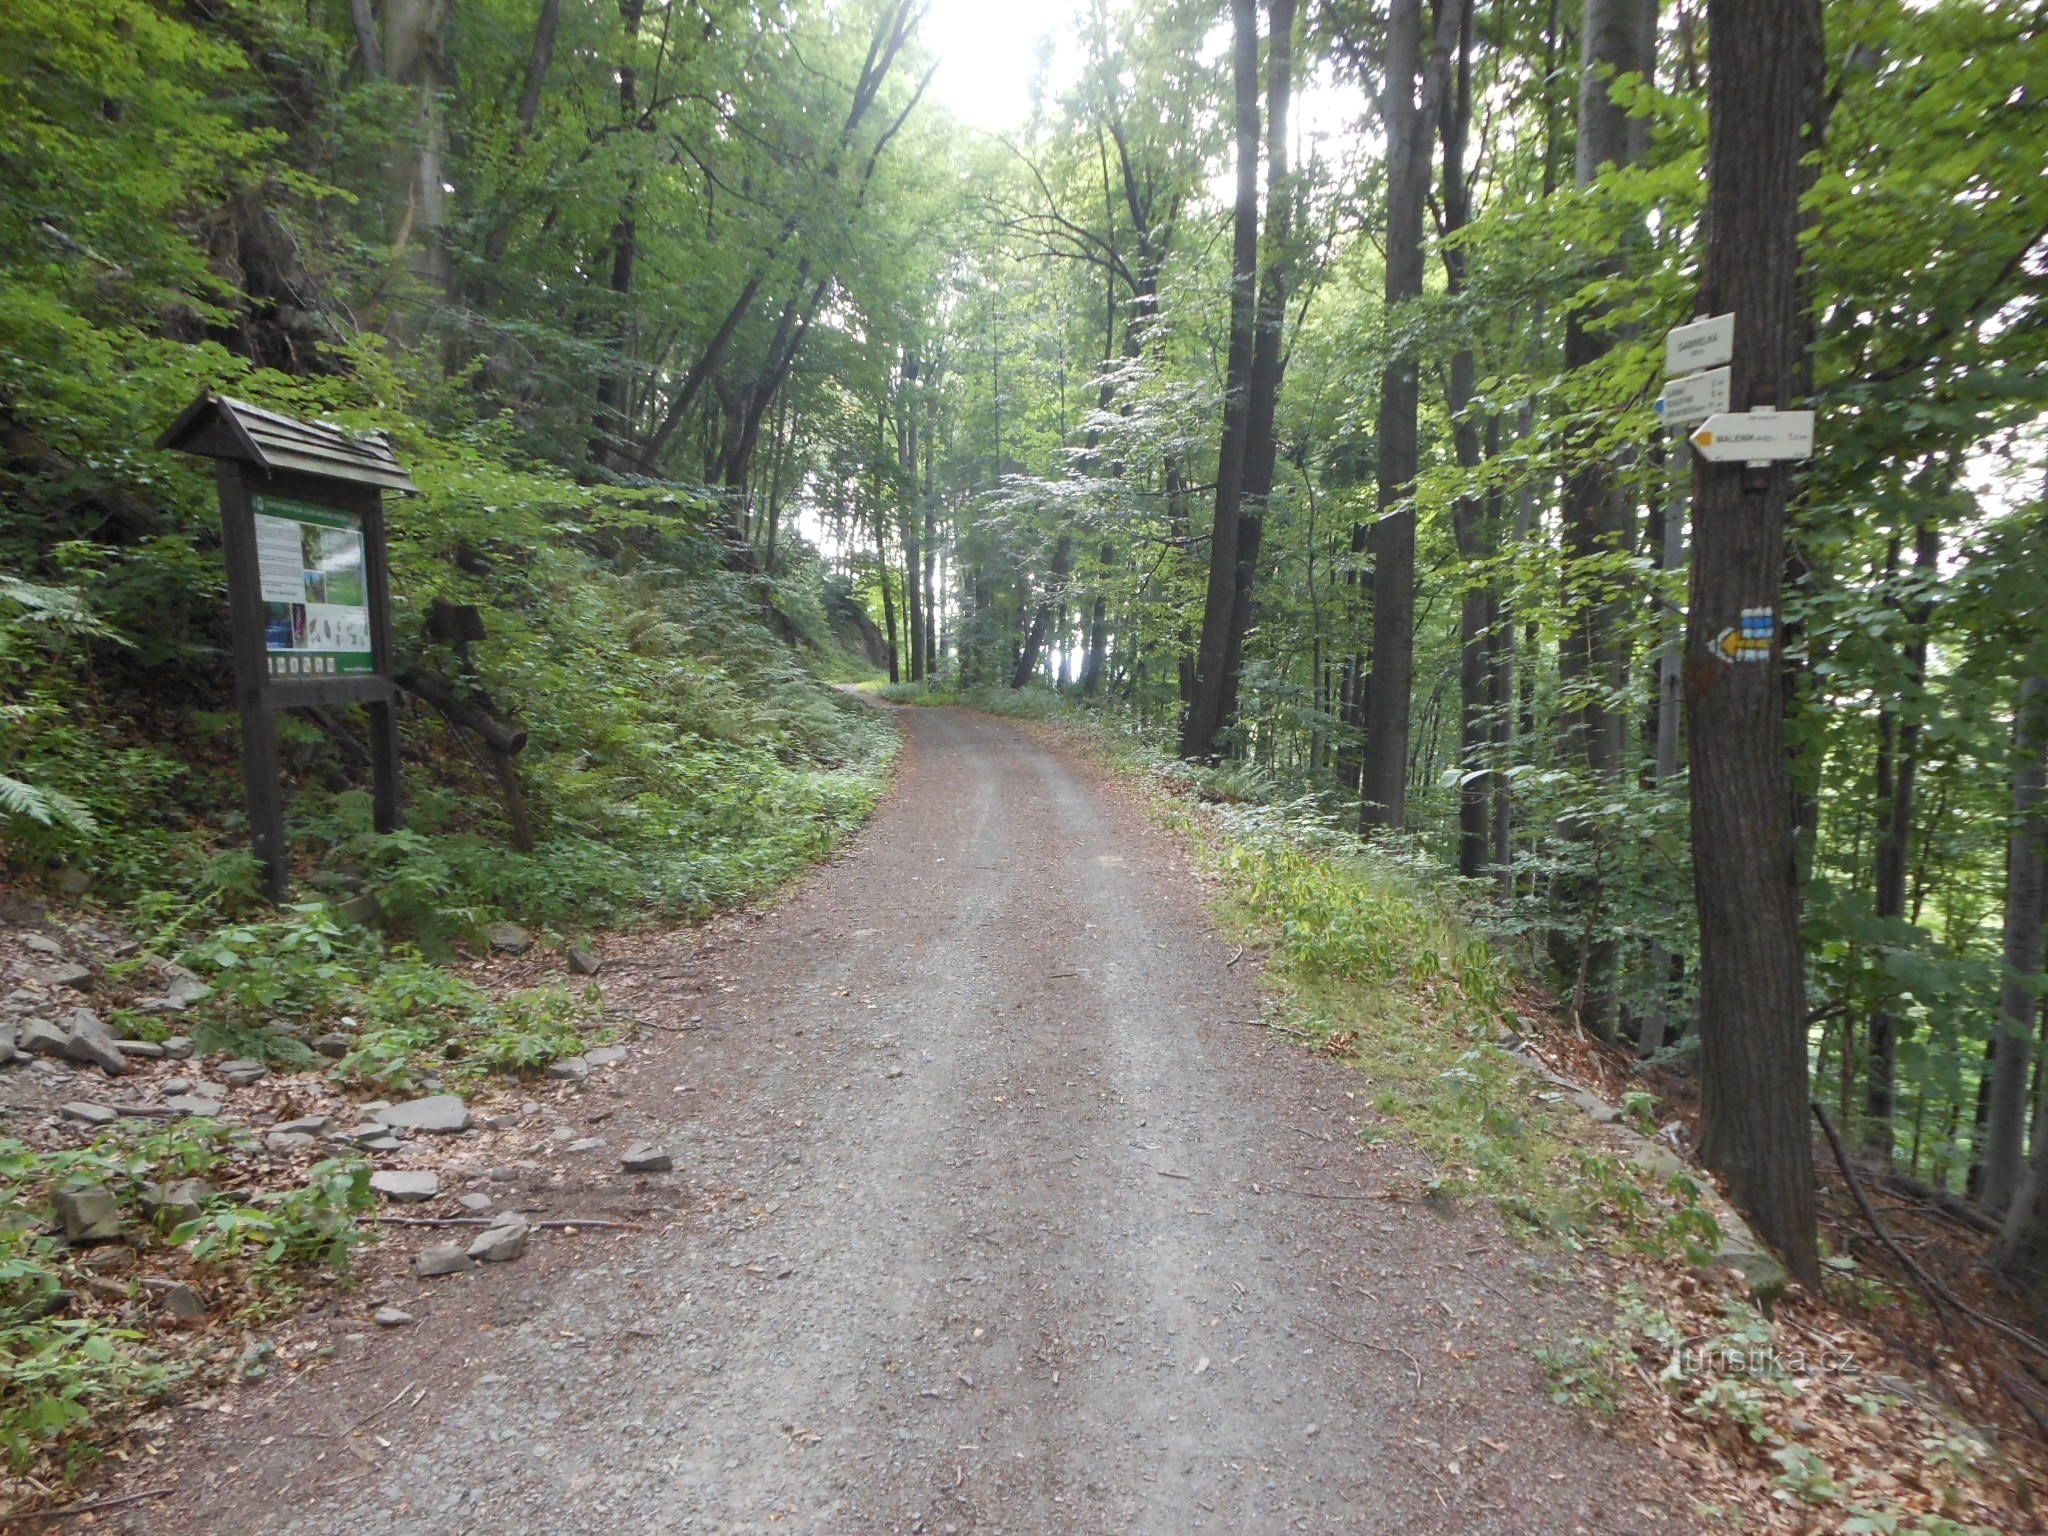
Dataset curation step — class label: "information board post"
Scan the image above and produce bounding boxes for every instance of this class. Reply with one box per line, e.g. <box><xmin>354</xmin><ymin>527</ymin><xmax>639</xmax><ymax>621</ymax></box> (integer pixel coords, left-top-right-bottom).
<box><xmin>162</xmin><ymin>395</ymin><xmax>414</xmax><ymax>903</ymax></box>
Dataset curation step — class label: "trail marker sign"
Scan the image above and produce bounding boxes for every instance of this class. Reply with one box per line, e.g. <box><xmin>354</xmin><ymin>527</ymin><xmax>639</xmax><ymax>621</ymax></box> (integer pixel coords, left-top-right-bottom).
<box><xmin>160</xmin><ymin>393</ymin><xmax>414</xmax><ymax>901</ymax></box>
<box><xmin>1665</xmin><ymin>313</ymin><xmax>1735</xmax><ymax>376</ymax></box>
<box><xmin>1656</xmin><ymin>365</ymin><xmax>1731</xmax><ymax>430</ymax></box>
<box><xmin>1689</xmin><ymin>408</ymin><xmax>1815</xmax><ymax>464</ymax></box>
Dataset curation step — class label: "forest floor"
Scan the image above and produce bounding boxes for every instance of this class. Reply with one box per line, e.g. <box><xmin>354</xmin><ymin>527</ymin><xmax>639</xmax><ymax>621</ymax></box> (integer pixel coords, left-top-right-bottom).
<box><xmin>86</xmin><ymin>705</ymin><xmax>1701</xmax><ymax>1534</ymax></box>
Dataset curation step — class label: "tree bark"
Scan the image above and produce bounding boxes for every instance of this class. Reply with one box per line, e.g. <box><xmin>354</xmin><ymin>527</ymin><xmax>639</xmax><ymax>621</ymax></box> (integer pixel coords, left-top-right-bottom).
<box><xmin>1864</xmin><ymin>517</ymin><xmax>1938</xmax><ymax>1156</ymax></box>
<box><xmin>1179</xmin><ymin>0</ymin><xmax>1261</xmax><ymax>759</ymax></box>
<box><xmin>380</xmin><ymin>0</ymin><xmax>452</xmax><ymax>339</ymax></box>
<box><xmin>1213</xmin><ymin>0</ymin><xmax>1297</xmax><ymax>740</ymax></box>
<box><xmin>1550</xmin><ymin>0</ymin><xmax>1653</xmax><ymax>1035</ymax></box>
<box><xmin>894</xmin><ymin>350</ymin><xmax>924</xmax><ymax>680</ymax></box>
<box><xmin>1984</xmin><ymin>672</ymin><xmax>2047</xmax><ymax>1216</ymax></box>
<box><xmin>1685</xmin><ymin>0</ymin><xmax>1825</xmax><ymax>1287</ymax></box>
<box><xmin>1360</xmin><ymin>0</ymin><xmax>1467</xmax><ymax>830</ymax></box>
<box><xmin>1439</xmin><ymin>0</ymin><xmax>1489</xmax><ymax>879</ymax></box>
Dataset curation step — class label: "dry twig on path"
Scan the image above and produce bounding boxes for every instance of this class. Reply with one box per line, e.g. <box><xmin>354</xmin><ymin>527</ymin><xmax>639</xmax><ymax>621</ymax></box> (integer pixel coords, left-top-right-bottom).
<box><xmin>368</xmin><ymin>1215</ymin><xmax>642</xmax><ymax>1231</ymax></box>
<box><xmin>0</xmin><ymin>1487</ymin><xmax>175</xmax><ymax>1527</ymax></box>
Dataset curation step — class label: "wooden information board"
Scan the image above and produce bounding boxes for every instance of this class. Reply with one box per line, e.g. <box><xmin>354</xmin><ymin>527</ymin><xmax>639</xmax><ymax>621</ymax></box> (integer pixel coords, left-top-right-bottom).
<box><xmin>159</xmin><ymin>394</ymin><xmax>415</xmax><ymax>901</ymax></box>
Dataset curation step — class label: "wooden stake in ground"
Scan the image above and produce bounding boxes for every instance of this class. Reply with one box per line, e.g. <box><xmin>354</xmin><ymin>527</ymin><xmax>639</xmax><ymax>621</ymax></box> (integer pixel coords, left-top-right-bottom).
<box><xmin>1683</xmin><ymin>0</ymin><xmax>1824</xmax><ymax>1287</ymax></box>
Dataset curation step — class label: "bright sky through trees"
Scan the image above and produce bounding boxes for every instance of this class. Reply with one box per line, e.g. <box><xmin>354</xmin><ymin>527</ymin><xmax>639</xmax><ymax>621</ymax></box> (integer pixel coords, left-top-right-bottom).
<box><xmin>925</xmin><ymin>0</ymin><xmax>1079</xmax><ymax>132</ymax></box>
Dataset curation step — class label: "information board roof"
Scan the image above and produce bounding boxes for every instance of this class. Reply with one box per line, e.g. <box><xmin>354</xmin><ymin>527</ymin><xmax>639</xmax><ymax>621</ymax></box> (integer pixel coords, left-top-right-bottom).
<box><xmin>158</xmin><ymin>393</ymin><xmax>417</xmax><ymax>494</ymax></box>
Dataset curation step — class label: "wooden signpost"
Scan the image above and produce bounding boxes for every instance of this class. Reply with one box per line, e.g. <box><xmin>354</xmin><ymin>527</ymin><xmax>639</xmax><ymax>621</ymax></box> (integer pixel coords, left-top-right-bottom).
<box><xmin>159</xmin><ymin>394</ymin><xmax>416</xmax><ymax>901</ymax></box>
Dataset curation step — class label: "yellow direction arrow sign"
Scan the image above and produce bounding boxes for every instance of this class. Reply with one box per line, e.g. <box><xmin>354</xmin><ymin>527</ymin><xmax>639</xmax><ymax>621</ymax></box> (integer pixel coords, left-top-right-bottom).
<box><xmin>1690</xmin><ymin>409</ymin><xmax>1815</xmax><ymax>463</ymax></box>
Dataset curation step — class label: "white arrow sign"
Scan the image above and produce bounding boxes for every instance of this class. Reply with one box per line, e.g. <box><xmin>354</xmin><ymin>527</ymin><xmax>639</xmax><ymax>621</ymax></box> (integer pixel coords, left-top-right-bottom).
<box><xmin>1665</xmin><ymin>313</ymin><xmax>1734</xmax><ymax>376</ymax></box>
<box><xmin>1689</xmin><ymin>409</ymin><xmax>1815</xmax><ymax>463</ymax></box>
<box><xmin>1656</xmin><ymin>366</ymin><xmax>1731</xmax><ymax>429</ymax></box>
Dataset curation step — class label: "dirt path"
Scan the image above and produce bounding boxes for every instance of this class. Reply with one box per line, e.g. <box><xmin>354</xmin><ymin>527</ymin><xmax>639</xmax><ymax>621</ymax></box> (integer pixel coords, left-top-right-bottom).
<box><xmin>116</xmin><ymin>708</ymin><xmax>1693</xmax><ymax>1535</ymax></box>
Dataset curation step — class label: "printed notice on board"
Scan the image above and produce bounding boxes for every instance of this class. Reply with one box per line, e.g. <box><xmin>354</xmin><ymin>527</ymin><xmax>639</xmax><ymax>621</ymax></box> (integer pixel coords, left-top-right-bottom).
<box><xmin>252</xmin><ymin>497</ymin><xmax>375</xmax><ymax>678</ymax></box>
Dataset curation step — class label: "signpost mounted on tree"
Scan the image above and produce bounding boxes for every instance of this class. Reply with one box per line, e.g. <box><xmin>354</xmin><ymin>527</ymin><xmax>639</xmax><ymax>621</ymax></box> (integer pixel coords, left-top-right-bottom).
<box><xmin>1682</xmin><ymin>0</ymin><xmax>1826</xmax><ymax>1288</ymax></box>
<box><xmin>160</xmin><ymin>394</ymin><xmax>414</xmax><ymax>902</ymax></box>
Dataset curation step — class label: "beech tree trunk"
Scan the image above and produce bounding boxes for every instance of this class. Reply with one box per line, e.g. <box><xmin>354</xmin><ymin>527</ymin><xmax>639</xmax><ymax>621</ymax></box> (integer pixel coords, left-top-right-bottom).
<box><xmin>1360</xmin><ymin>0</ymin><xmax>1466</xmax><ymax>830</ymax></box>
<box><xmin>1864</xmin><ymin>517</ymin><xmax>1938</xmax><ymax>1156</ymax></box>
<box><xmin>1685</xmin><ymin>0</ymin><xmax>1825</xmax><ymax>1287</ymax></box>
<box><xmin>1212</xmin><ymin>0</ymin><xmax>1296</xmax><ymax>740</ymax></box>
<box><xmin>1179</xmin><ymin>0</ymin><xmax>1260</xmax><ymax>759</ymax></box>
<box><xmin>1439</xmin><ymin>0</ymin><xmax>1489</xmax><ymax>879</ymax></box>
<box><xmin>379</xmin><ymin>0</ymin><xmax>452</xmax><ymax>341</ymax></box>
<box><xmin>1985</xmin><ymin>672</ymin><xmax>2047</xmax><ymax>1216</ymax></box>
<box><xmin>1549</xmin><ymin>0</ymin><xmax>1653</xmax><ymax>1037</ymax></box>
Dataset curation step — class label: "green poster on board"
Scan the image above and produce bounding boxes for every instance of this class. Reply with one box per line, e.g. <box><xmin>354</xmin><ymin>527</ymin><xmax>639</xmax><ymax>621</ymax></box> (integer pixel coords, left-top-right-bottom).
<box><xmin>251</xmin><ymin>496</ymin><xmax>375</xmax><ymax>678</ymax></box>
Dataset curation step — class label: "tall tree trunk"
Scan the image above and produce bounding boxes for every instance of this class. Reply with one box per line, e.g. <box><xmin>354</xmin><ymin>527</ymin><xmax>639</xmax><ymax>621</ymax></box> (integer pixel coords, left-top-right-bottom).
<box><xmin>1984</xmin><ymin>672</ymin><xmax>2047</xmax><ymax>1215</ymax></box>
<box><xmin>591</xmin><ymin>0</ymin><xmax>646</xmax><ymax>470</ymax></box>
<box><xmin>1440</xmin><ymin>0</ymin><xmax>1489</xmax><ymax>879</ymax></box>
<box><xmin>381</xmin><ymin>0</ymin><xmax>452</xmax><ymax>341</ymax></box>
<box><xmin>1685</xmin><ymin>0</ymin><xmax>1824</xmax><ymax>1287</ymax></box>
<box><xmin>1213</xmin><ymin>0</ymin><xmax>1297</xmax><ymax>740</ymax></box>
<box><xmin>1864</xmin><ymin>517</ymin><xmax>1939</xmax><ymax>1157</ymax></box>
<box><xmin>1639</xmin><ymin>447</ymin><xmax>1688</xmax><ymax>1057</ymax></box>
<box><xmin>1179</xmin><ymin>0</ymin><xmax>1261</xmax><ymax>759</ymax></box>
<box><xmin>899</xmin><ymin>352</ymin><xmax>925</xmax><ymax>682</ymax></box>
<box><xmin>1550</xmin><ymin>0</ymin><xmax>1653</xmax><ymax>1036</ymax></box>
<box><xmin>1360</xmin><ymin>0</ymin><xmax>1467</xmax><ymax>829</ymax></box>
<box><xmin>1012</xmin><ymin>535</ymin><xmax>1073</xmax><ymax>688</ymax></box>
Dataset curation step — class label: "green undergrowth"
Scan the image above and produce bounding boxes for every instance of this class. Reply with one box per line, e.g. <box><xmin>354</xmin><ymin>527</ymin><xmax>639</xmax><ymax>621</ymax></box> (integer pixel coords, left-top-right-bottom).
<box><xmin>0</xmin><ymin>1118</ymin><xmax>375</xmax><ymax>1477</ymax></box>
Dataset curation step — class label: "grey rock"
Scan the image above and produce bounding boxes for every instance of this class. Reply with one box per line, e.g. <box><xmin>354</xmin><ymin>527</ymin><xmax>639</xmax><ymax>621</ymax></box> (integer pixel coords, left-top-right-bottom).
<box><xmin>1630</xmin><ymin>1143</ymin><xmax>1690</xmax><ymax>1183</ymax></box>
<box><xmin>55</xmin><ymin>1185</ymin><xmax>123</xmax><ymax>1243</ymax></box>
<box><xmin>373</xmin><ymin>1094</ymin><xmax>471</xmax><ymax>1134</ymax></box>
<box><xmin>621</xmin><ymin>1144</ymin><xmax>673</xmax><ymax>1174</ymax></box>
<box><xmin>147</xmin><ymin>975</ymin><xmax>214</xmax><ymax>1014</ymax></box>
<box><xmin>457</xmin><ymin>1192</ymin><xmax>493</xmax><ymax>1213</ymax></box>
<box><xmin>373</xmin><ymin>1306</ymin><xmax>415</xmax><ymax>1328</ymax></box>
<box><xmin>60</xmin><ymin>1101</ymin><xmax>117</xmax><ymax>1127</ymax></box>
<box><xmin>547</xmin><ymin>1056</ymin><xmax>589</xmax><ymax>1082</ymax></box>
<box><xmin>361</xmin><ymin>1135</ymin><xmax>404</xmax><ymax>1153</ymax></box>
<box><xmin>265</xmin><ymin>1131</ymin><xmax>317</xmax><ymax>1155</ymax></box>
<box><xmin>23</xmin><ymin>934</ymin><xmax>64</xmax><ymax>957</ymax></box>
<box><xmin>467</xmin><ymin>1214</ymin><xmax>530</xmax><ymax>1264</ymax></box>
<box><xmin>1571</xmin><ymin>1090</ymin><xmax>1623</xmax><ymax>1125</ymax></box>
<box><xmin>412</xmin><ymin>1244</ymin><xmax>473</xmax><ymax>1278</ymax></box>
<box><xmin>51</xmin><ymin>868</ymin><xmax>93</xmax><ymax>897</ymax></box>
<box><xmin>481</xmin><ymin>1112</ymin><xmax>520</xmax><ymax>1130</ymax></box>
<box><xmin>485</xmin><ymin>921</ymin><xmax>532</xmax><ymax>955</ymax></box>
<box><xmin>218</xmin><ymin>1058</ymin><xmax>269</xmax><ymax>1087</ymax></box>
<box><xmin>161</xmin><ymin>1283</ymin><xmax>207</xmax><ymax>1321</ymax></box>
<box><xmin>339</xmin><ymin>1122</ymin><xmax>389</xmax><ymax>1144</ymax></box>
<box><xmin>370</xmin><ymin>1170</ymin><xmax>440</xmax><ymax>1203</ymax></box>
<box><xmin>0</xmin><ymin>1025</ymin><xmax>16</xmax><ymax>1066</ymax></box>
<box><xmin>143</xmin><ymin>1178</ymin><xmax>214</xmax><ymax>1227</ymax></box>
<box><xmin>20</xmin><ymin>1018</ymin><xmax>72</xmax><ymax>1057</ymax></box>
<box><xmin>1714</xmin><ymin>1223</ymin><xmax>1792</xmax><ymax>1302</ymax></box>
<box><xmin>62</xmin><ymin>1007</ymin><xmax>115</xmax><ymax>1044</ymax></box>
<box><xmin>274</xmin><ymin>1114</ymin><xmax>331</xmax><ymax>1136</ymax></box>
<box><xmin>63</xmin><ymin>1030</ymin><xmax>129</xmax><ymax>1077</ymax></box>
<box><xmin>115</xmin><ymin>1040</ymin><xmax>166</xmax><ymax>1059</ymax></box>
<box><xmin>586</xmin><ymin>1047</ymin><xmax>628</xmax><ymax>1068</ymax></box>
<box><xmin>45</xmin><ymin>963</ymin><xmax>94</xmax><ymax>991</ymax></box>
<box><xmin>565</xmin><ymin>1137</ymin><xmax>604</xmax><ymax>1153</ymax></box>
<box><xmin>311</xmin><ymin>1032</ymin><xmax>352</xmax><ymax>1059</ymax></box>
<box><xmin>164</xmin><ymin>1094</ymin><xmax>223</xmax><ymax>1117</ymax></box>
<box><xmin>566</xmin><ymin>945</ymin><xmax>603</xmax><ymax>977</ymax></box>
<box><xmin>161</xmin><ymin>1077</ymin><xmax>191</xmax><ymax>1095</ymax></box>
<box><xmin>160</xmin><ymin>1035</ymin><xmax>194</xmax><ymax>1060</ymax></box>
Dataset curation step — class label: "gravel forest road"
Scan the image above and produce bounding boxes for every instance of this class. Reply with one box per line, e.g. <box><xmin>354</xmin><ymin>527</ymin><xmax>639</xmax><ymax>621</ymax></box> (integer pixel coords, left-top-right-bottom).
<box><xmin>120</xmin><ymin>707</ymin><xmax>1693</xmax><ymax>1536</ymax></box>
